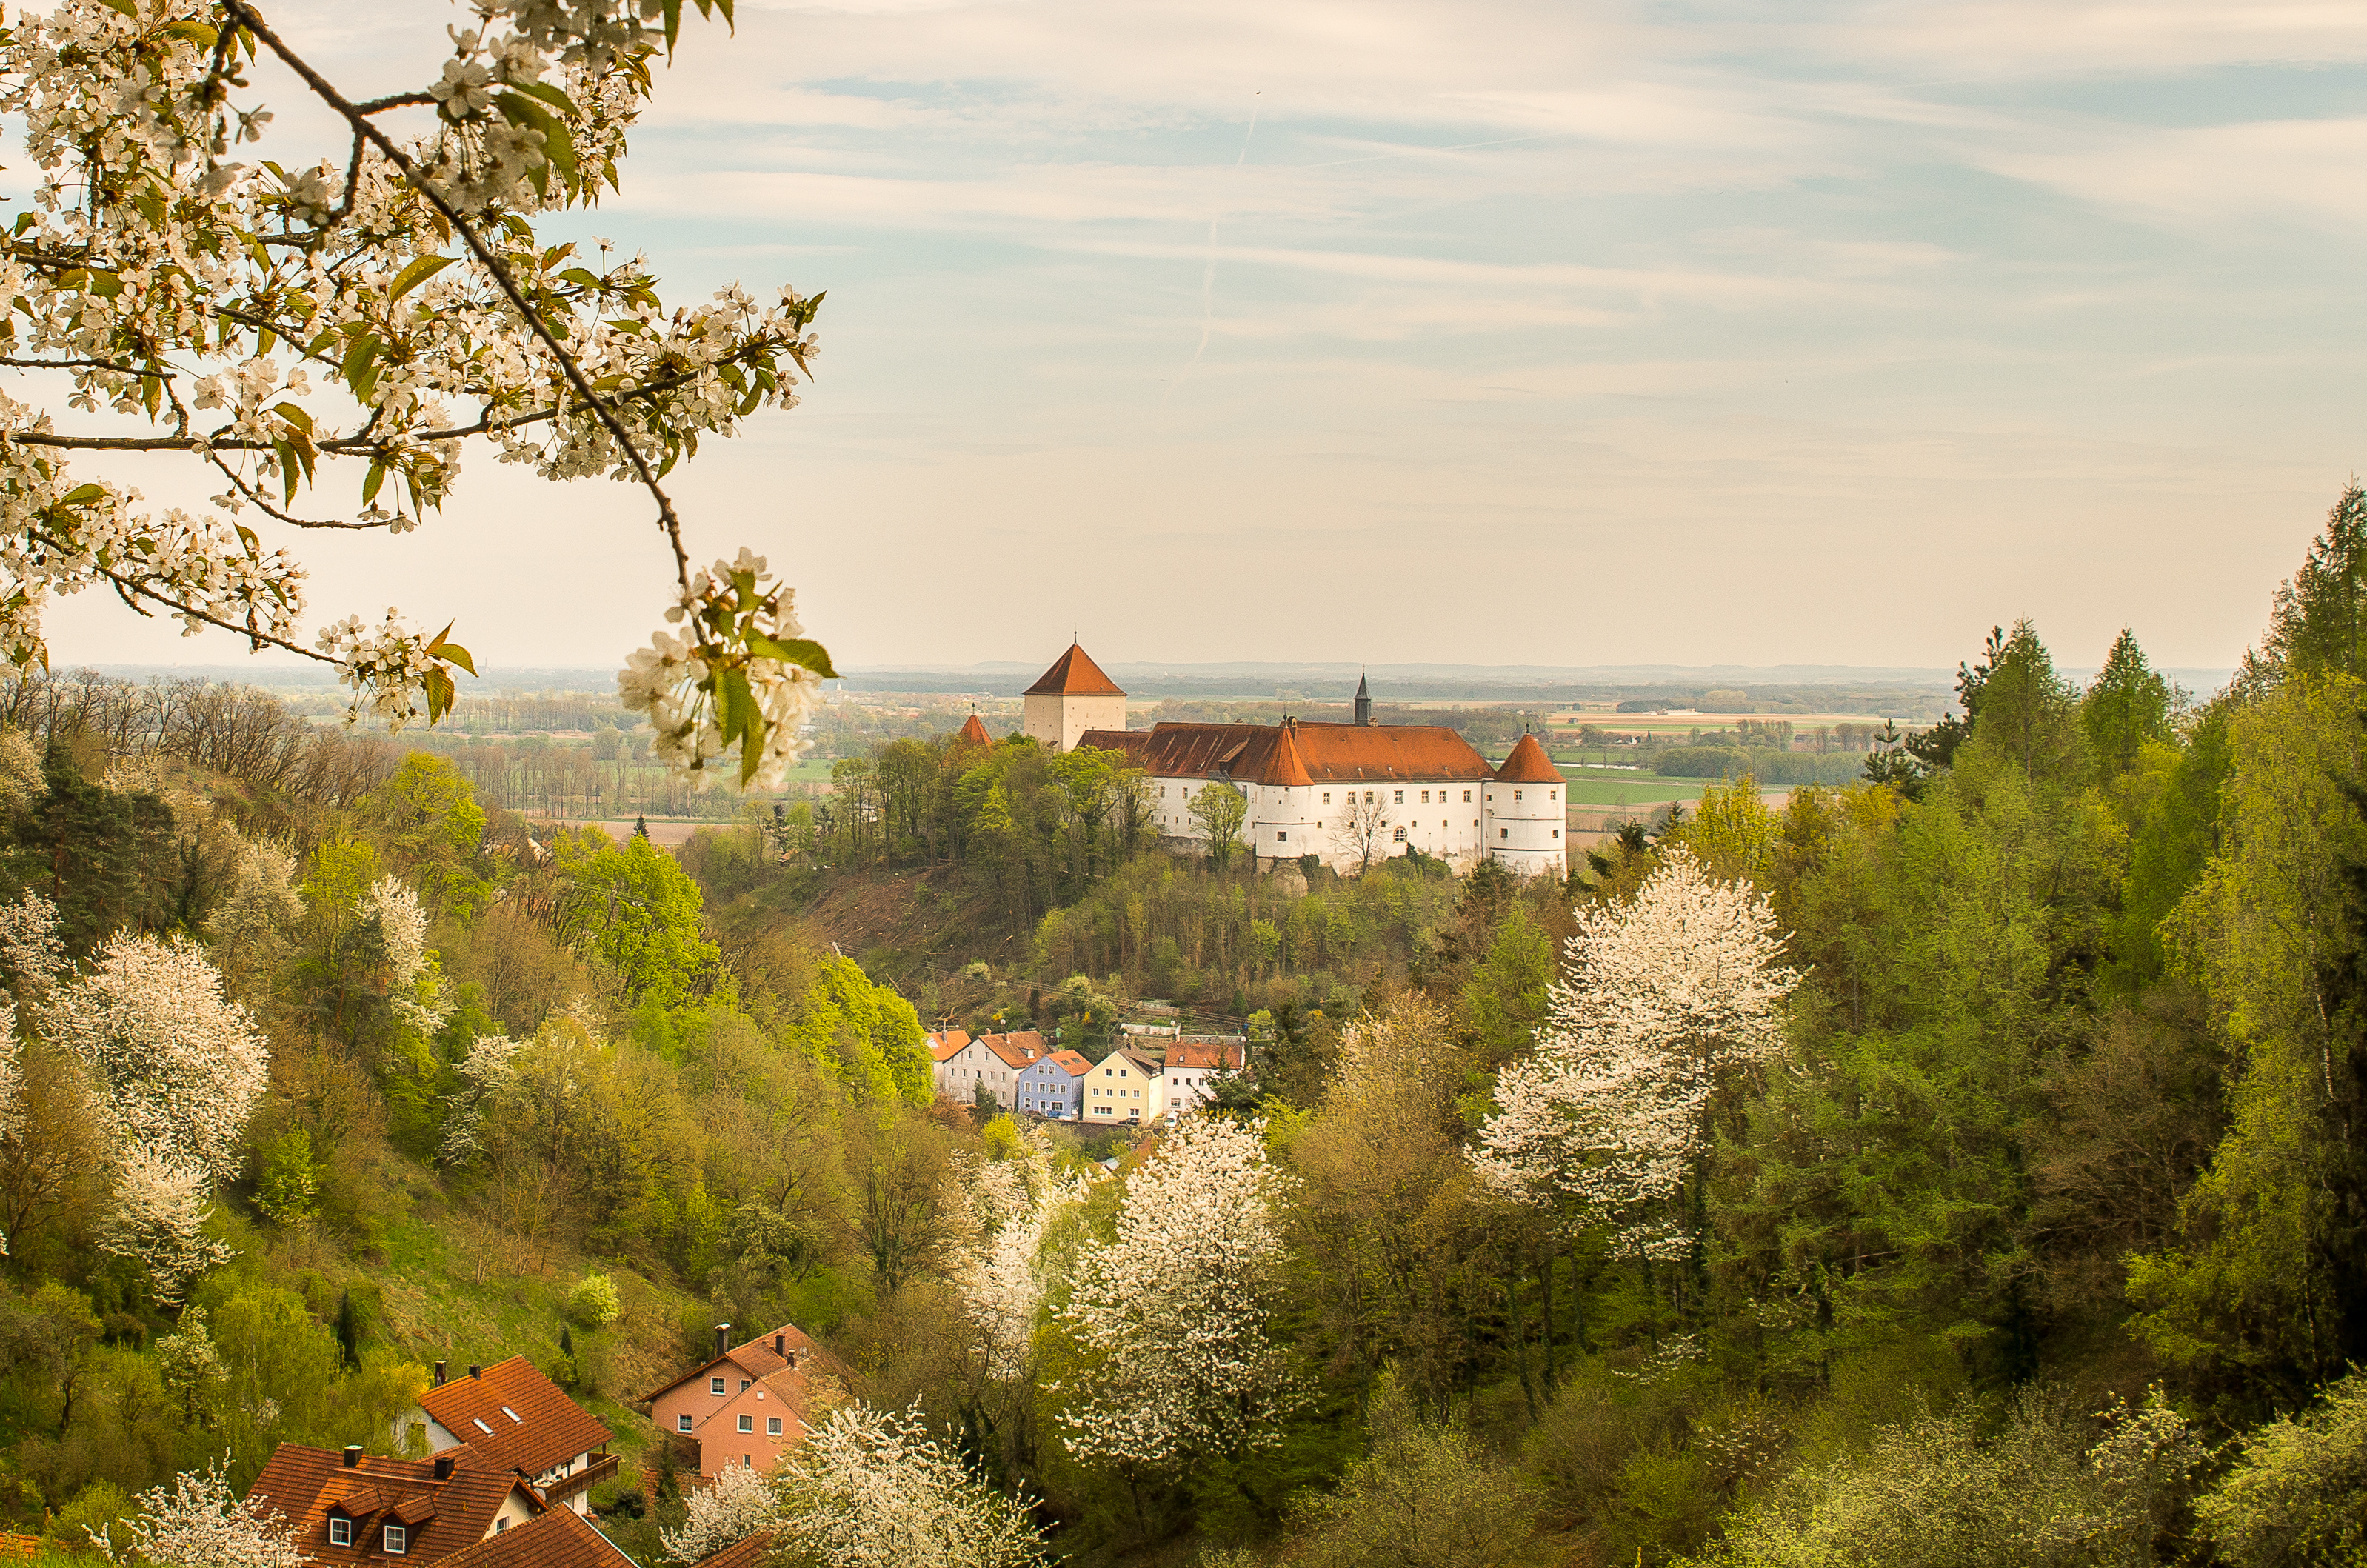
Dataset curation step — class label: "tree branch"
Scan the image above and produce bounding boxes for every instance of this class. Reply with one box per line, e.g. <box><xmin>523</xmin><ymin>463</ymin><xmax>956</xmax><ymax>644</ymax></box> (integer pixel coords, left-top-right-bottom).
<box><xmin>218</xmin><ymin>0</ymin><xmax>695</xmax><ymax>591</ymax></box>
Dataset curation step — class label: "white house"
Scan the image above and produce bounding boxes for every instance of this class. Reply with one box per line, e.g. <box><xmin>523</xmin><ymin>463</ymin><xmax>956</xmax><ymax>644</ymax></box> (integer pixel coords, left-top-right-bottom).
<box><xmin>931</xmin><ymin>1030</ymin><xmax>1049</xmax><ymax>1104</ymax></box>
<box><xmin>1159</xmin><ymin>1040</ymin><xmax>1244</xmax><ymax>1121</ymax></box>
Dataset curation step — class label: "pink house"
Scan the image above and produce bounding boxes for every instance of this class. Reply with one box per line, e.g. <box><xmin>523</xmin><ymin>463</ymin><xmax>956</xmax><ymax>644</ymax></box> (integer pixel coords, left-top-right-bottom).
<box><xmin>641</xmin><ymin>1323</ymin><xmax>846</xmax><ymax>1481</ymax></box>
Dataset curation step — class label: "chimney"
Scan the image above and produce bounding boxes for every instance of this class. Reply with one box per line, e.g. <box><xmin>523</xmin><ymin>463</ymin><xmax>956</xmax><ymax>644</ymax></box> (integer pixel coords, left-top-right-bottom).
<box><xmin>715</xmin><ymin>1323</ymin><xmax>732</xmax><ymax>1357</ymax></box>
<box><xmin>468</xmin><ymin>1364</ymin><xmax>482</xmax><ymax>1379</ymax></box>
<box><xmin>341</xmin><ymin>1447</ymin><xmax>364</xmax><ymax>1469</ymax></box>
<box><xmin>433</xmin><ymin>1456</ymin><xmax>455</xmax><ymax>1481</ymax></box>
<box><xmin>433</xmin><ymin>1361</ymin><xmax>447</xmax><ymax>1387</ymax></box>
<box><xmin>773</xmin><ymin>1334</ymin><xmax>785</xmax><ymax>1358</ymax></box>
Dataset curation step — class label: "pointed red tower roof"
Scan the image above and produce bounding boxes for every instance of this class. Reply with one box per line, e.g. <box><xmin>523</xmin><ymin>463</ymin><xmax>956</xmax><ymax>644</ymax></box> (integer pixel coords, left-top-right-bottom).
<box><xmin>1025</xmin><ymin>642</ymin><xmax>1126</xmax><ymax>698</ymax></box>
<box><xmin>958</xmin><ymin>713</ymin><xmax>992</xmax><ymax>745</ymax></box>
<box><xmin>1260</xmin><ymin>721</ymin><xmax>1314</xmax><ymax>787</ymax></box>
<box><xmin>1493</xmin><ymin>731</ymin><xmax>1563</xmax><ymax>784</ymax></box>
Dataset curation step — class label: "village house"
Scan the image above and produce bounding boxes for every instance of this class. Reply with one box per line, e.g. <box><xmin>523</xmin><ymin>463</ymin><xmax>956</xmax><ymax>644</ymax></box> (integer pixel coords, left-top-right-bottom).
<box><xmin>1021</xmin><ymin>645</ymin><xmax>1567</xmax><ymax>877</ymax></box>
<box><xmin>1016</xmin><ymin>1048</ymin><xmax>1092</xmax><ymax>1119</ymax></box>
<box><xmin>641</xmin><ymin>1323</ymin><xmax>847</xmax><ymax>1481</ymax></box>
<box><xmin>402</xmin><ymin>1357</ymin><xmax>615</xmax><ymax>1516</ymax></box>
<box><xmin>929</xmin><ymin>1030</ymin><xmax>1048</xmax><ymax>1104</ymax></box>
<box><xmin>1084</xmin><ymin>1047</ymin><xmax>1161</xmax><ymax>1123</ymax></box>
<box><xmin>1159</xmin><ymin>1040</ymin><xmax>1246</xmax><ymax>1121</ymax></box>
<box><xmin>241</xmin><ymin>1442</ymin><xmax>631</xmax><ymax>1568</ymax></box>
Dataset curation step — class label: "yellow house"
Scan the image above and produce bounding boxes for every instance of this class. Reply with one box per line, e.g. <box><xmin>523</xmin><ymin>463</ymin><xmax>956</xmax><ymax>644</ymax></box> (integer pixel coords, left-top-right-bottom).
<box><xmin>1084</xmin><ymin>1048</ymin><xmax>1162</xmax><ymax>1123</ymax></box>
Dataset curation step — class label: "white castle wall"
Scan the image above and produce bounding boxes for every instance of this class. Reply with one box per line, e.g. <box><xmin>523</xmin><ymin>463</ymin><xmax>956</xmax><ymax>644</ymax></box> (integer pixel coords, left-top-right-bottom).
<box><xmin>1482</xmin><ymin>775</ymin><xmax>1567</xmax><ymax>876</ymax></box>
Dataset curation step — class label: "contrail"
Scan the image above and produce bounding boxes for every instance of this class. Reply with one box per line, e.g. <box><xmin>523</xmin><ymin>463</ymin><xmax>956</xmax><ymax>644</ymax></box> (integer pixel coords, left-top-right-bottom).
<box><xmin>1166</xmin><ymin>93</ymin><xmax>1258</xmax><ymax>404</ymax></box>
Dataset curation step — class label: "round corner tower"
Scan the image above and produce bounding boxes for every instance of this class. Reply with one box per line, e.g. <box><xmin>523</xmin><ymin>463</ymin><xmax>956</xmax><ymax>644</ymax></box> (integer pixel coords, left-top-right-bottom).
<box><xmin>1484</xmin><ymin>730</ymin><xmax>1566</xmax><ymax>877</ymax></box>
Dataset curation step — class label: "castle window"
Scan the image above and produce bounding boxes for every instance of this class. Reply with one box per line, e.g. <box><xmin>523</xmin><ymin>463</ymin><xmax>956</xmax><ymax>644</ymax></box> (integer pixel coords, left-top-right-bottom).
<box><xmin>1420</xmin><ymin>790</ymin><xmax>1430</xmax><ymax>803</ymax></box>
<box><xmin>1463</xmin><ymin>790</ymin><xmax>1472</xmax><ymax>801</ymax></box>
<box><xmin>1550</xmin><ymin>789</ymin><xmax>1558</xmax><ymax>801</ymax></box>
<box><xmin>1323</xmin><ymin>793</ymin><xmax>1331</xmax><ymax>804</ymax></box>
<box><xmin>1553</xmin><ymin>829</ymin><xmax>1561</xmax><ymax>839</ymax></box>
<box><xmin>1364</xmin><ymin>790</ymin><xmax>1375</xmax><ymax>803</ymax></box>
<box><xmin>1277</xmin><ymin>831</ymin><xmax>1287</xmax><ymax>841</ymax></box>
<box><xmin>1393</xmin><ymin>790</ymin><xmax>1403</xmax><ymax>804</ymax></box>
<box><xmin>1500</xmin><ymin>828</ymin><xmax>1509</xmax><ymax>839</ymax></box>
<box><xmin>1515</xmin><ymin>790</ymin><xmax>1523</xmax><ymax>801</ymax></box>
<box><xmin>1393</xmin><ymin>827</ymin><xmax>1407</xmax><ymax>841</ymax></box>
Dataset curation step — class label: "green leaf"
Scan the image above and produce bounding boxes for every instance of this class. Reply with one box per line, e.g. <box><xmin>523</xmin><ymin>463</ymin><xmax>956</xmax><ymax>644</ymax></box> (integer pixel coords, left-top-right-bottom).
<box><xmin>273</xmin><ymin>438</ymin><xmax>300</xmax><ymax>504</ymax></box>
<box><xmin>505</xmin><ymin>79</ymin><xmax>581</xmax><ymax>119</ymax></box>
<box><xmin>341</xmin><ymin>331</ymin><xmax>382</xmax><ymax>403</ymax></box>
<box><xmin>495</xmin><ymin>93</ymin><xmax>576</xmax><ymax>187</ymax></box>
<box><xmin>362</xmin><ymin>461</ymin><xmax>387</xmax><ymax>507</ymax></box>
<box><xmin>388</xmin><ymin>254</ymin><xmax>455</xmax><ymax>304</ymax></box>
<box><xmin>271</xmin><ymin>401</ymin><xmax>312</xmax><ymax>436</ymax></box>
<box><xmin>745</xmin><ymin>633</ymin><xmax>838</xmax><ymax>679</ymax></box>
<box><xmin>92</xmin><ymin>0</ymin><xmax>136</xmax><ymax>16</ymax></box>
<box><xmin>423</xmin><ymin>665</ymin><xmax>455</xmax><ymax>724</ymax></box>
<box><xmin>58</xmin><ymin>483</ymin><xmax>106</xmax><ymax>507</ymax></box>
<box><xmin>662</xmin><ymin>0</ymin><xmax>683</xmax><ymax>51</ymax></box>
<box><xmin>162</xmin><ymin>18</ymin><xmax>217</xmax><ymax>47</ymax></box>
<box><xmin>428</xmin><ymin>640</ymin><xmax>478</xmax><ymax>678</ymax></box>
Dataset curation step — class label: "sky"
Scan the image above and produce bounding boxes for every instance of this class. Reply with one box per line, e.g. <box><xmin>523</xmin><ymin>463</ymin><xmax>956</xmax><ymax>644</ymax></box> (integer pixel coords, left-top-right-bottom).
<box><xmin>36</xmin><ymin>0</ymin><xmax>2367</xmax><ymax>678</ymax></box>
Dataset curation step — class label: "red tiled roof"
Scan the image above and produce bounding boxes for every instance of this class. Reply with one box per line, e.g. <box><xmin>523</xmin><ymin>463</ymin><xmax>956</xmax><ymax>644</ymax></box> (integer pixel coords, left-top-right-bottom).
<box><xmin>436</xmin><ymin>1507</ymin><xmax>632</xmax><ymax>1568</ymax></box>
<box><xmin>690</xmin><ymin>1533</ymin><xmax>775</xmax><ymax>1568</ymax></box>
<box><xmin>1104</xmin><ymin>721</ymin><xmax>1492</xmax><ymax>786</ymax></box>
<box><xmin>1169</xmin><ymin>1041</ymin><xmax>1243</xmax><ymax>1070</ymax></box>
<box><xmin>957</xmin><ymin>714</ymin><xmax>992</xmax><ymax>745</ymax></box>
<box><xmin>1074</xmin><ymin>729</ymin><xmax>1151</xmax><ymax>765</ymax></box>
<box><xmin>1046</xmin><ymin>1050</ymin><xmax>1094</xmax><ymax>1076</ymax></box>
<box><xmin>1492</xmin><ymin>732</ymin><xmax>1563</xmax><ymax>784</ymax></box>
<box><xmin>245</xmin><ymin>1446</ymin><xmax>537</xmax><ymax>1567</ymax></box>
<box><xmin>1025</xmin><ymin>644</ymin><xmax>1126</xmax><ymax>698</ymax></box>
<box><xmin>1266</xmin><ymin>724</ymin><xmax>1314</xmax><ymax>787</ymax></box>
<box><xmin>928</xmin><ymin>1030</ymin><xmax>972</xmax><ymax>1063</ymax></box>
<box><xmin>640</xmin><ymin>1322</ymin><xmax>849</xmax><ymax>1405</ymax></box>
<box><xmin>978</xmin><ymin>1031</ymin><xmax>1048</xmax><ymax>1069</ymax></box>
<box><xmin>420</xmin><ymin>1358</ymin><xmax>610</xmax><ymax>1481</ymax></box>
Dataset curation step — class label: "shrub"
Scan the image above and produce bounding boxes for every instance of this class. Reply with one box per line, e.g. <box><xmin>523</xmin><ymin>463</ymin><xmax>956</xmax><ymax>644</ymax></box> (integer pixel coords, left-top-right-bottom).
<box><xmin>567</xmin><ymin>1272</ymin><xmax>622</xmax><ymax>1329</ymax></box>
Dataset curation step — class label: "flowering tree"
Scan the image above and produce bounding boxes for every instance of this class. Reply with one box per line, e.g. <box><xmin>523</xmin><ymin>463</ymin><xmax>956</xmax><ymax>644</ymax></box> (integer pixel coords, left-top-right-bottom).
<box><xmin>658</xmin><ymin>1459</ymin><xmax>784</xmax><ymax>1565</ymax></box>
<box><xmin>0</xmin><ymin>890</ymin><xmax>64</xmax><ymax>992</ymax></box>
<box><xmin>98</xmin><ymin>1140</ymin><xmax>232</xmax><ymax>1303</ymax></box>
<box><xmin>209</xmin><ymin>834</ymin><xmax>301</xmax><ymax>999</ymax></box>
<box><xmin>1057</xmin><ymin>1115</ymin><xmax>1300</xmax><ymax>1470</ymax></box>
<box><xmin>41</xmin><ymin>929</ymin><xmax>268</xmax><ymax>1179</ymax></box>
<box><xmin>0</xmin><ymin>0</ymin><xmax>833</xmax><ymax>785</ymax></box>
<box><xmin>950</xmin><ymin>1128</ymin><xmax>1081</xmax><ymax>1382</ymax></box>
<box><xmin>1471</xmin><ymin>847</ymin><xmax>1800</xmax><ymax>1262</ymax></box>
<box><xmin>357</xmin><ymin>874</ymin><xmax>447</xmax><ymax>1036</ymax></box>
<box><xmin>778</xmin><ymin>1402</ymin><xmax>1046</xmax><ymax>1568</ymax></box>
<box><xmin>438</xmin><ymin>1030</ymin><xmax>518</xmax><ymax>1165</ymax></box>
<box><xmin>93</xmin><ymin>1459</ymin><xmax>301</xmax><ymax>1568</ymax></box>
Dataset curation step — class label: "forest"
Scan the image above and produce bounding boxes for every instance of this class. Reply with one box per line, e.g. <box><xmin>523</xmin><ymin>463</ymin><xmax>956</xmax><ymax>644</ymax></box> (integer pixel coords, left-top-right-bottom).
<box><xmin>3</xmin><ymin>488</ymin><xmax>2367</xmax><ymax>1568</ymax></box>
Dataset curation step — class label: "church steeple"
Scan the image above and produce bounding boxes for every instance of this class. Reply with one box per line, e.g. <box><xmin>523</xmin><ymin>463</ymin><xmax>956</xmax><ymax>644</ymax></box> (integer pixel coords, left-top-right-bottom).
<box><xmin>1354</xmin><ymin>670</ymin><xmax>1372</xmax><ymax>727</ymax></box>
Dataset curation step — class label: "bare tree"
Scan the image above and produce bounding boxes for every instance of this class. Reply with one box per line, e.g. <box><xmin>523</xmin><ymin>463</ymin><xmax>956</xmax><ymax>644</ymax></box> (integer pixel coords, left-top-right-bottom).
<box><xmin>1331</xmin><ymin>788</ymin><xmax>1392</xmax><ymax>875</ymax></box>
<box><xmin>1189</xmin><ymin>783</ymin><xmax>1249</xmax><ymax>870</ymax></box>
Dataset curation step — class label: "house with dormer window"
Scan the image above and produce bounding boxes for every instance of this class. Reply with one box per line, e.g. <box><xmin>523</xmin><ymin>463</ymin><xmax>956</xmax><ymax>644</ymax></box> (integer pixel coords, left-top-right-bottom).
<box><xmin>401</xmin><ymin>1357</ymin><xmax>613</xmax><ymax>1515</ymax></box>
<box><xmin>930</xmin><ymin>1031</ymin><xmax>1048</xmax><ymax>1106</ymax></box>
<box><xmin>244</xmin><ymin>1443</ymin><xmax>588</xmax><ymax>1568</ymax></box>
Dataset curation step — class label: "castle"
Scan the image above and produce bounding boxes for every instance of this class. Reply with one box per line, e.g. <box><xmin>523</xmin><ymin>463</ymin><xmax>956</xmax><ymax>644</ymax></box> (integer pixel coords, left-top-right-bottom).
<box><xmin>1012</xmin><ymin>642</ymin><xmax>1566</xmax><ymax>878</ymax></box>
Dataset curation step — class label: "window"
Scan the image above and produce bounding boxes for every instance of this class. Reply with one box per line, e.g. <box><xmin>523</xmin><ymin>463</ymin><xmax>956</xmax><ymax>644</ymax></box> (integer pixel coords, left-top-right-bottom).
<box><xmin>1500</xmin><ymin>828</ymin><xmax>1509</xmax><ymax>839</ymax></box>
<box><xmin>1515</xmin><ymin>790</ymin><xmax>1523</xmax><ymax>800</ymax></box>
<box><xmin>473</xmin><ymin>1418</ymin><xmax>494</xmax><ymax>1435</ymax></box>
<box><xmin>743</xmin><ymin>1454</ymin><xmax>754</xmax><ymax>1468</ymax></box>
<box><xmin>1420</xmin><ymin>790</ymin><xmax>1430</xmax><ymax>803</ymax></box>
<box><xmin>501</xmin><ymin>1405</ymin><xmax>521</xmax><ymax>1422</ymax></box>
<box><xmin>1393</xmin><ymin>790</ymin><xmax>1403</xmax><ymax>804</ymax></box>
<box><xmin>1393</xmin><ymin>826</ymin><xmax>1407</xmax><ymax>841</ymax></box>
<box><xmin>1553</xmin><ymin>829</ymin><xmax>1561</xmax><ymax>839</ymax></box>
<box><xmin>495</xmin><ymin>1520</ymin><xmax>508</xmax><ymax>1534</ymax></box>
<box><xmin>739</xmin><ymin>1414</ymin><xmax>753</xmax><ymax>1432</ymax></box>
<box><xmin>767</xmin><ymin>1416</ymin><xmax>784</xmax><ymax>1435</ymax></box>
<box><xmin>329</xmin><ymin>1519</ymin><xmax>353</xmax><ymax>1548</ymax></box>
<box><xmin>1463</xmin><ymin>790</ymin><xmax>1472</xmax><ymax>802</ymax></box>
<box><xmin>1276</xmin><ymin>830</ymin><xmax>1287</xmax><ymax>841</ymax></box>
<box><xmin>710</xmin><ymin>1377</ymin><xmax>727</xmax><ymax>1395</ymax></box>
<box><xmin>1550</xmin><ymin>789</ymin><xmax>1558</xmax><ymax>801</ymax></box>
<box><xmin>1322</xmin><ymin>792</ymin><xmax>1331</xmax><ymax>804</ymax></box>
<box><xmin>678</xmin><ymin>1414</ymin><xmax>693</xmax><ymax>1432</ymax></box>
<box><xmin>384</xmin><ymin>1526</ymin><xmax>408</xmax><ymax>1556</ymax></box>
<box><xmin>1364</xmin><ymin>790</ymin><xmax>1375</xmax><ymax>803</ymax></box>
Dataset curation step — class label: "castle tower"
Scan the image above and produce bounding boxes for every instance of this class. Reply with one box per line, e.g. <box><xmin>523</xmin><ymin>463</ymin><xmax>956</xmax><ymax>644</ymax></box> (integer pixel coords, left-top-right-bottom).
<box><xmin>1484</xmin><ymin>730</ymin><xmax>1566</xmax><ymax>876</ymax></box>
<box><xmin>1022</xmin><ymin>642</ymin><xmax>1127</xmax><ymax>752</ymax></box>
<box><xmin>956</xmin><ymin>711</ymin><xmax>992</xmax><ymax>746</ymax></box>
<box><xmin>1353</xmin><ymin>671</ymin><xmax>1372</xmax><ymax>726</ymax></box>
